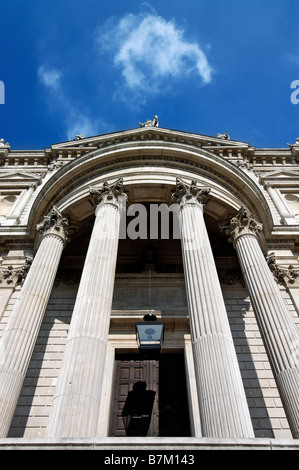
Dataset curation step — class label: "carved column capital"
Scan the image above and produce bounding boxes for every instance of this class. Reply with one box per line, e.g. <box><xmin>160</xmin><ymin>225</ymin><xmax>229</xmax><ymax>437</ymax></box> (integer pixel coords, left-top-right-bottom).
<box><xmin>171</xmin><ymin>177</ymin><xmax>211</xmax><ymax>206</ymax></box>
<box><xmin>223</xmin><ymin>206</ymin><xmax>263</xmax><ymax>244</ymax></box>
<box><xmin>36</xmin><ymin>206</ymin><xmax>70</xmax><ymax>244</ymax></box>
<box><xmin>90</xmin><ymin>178</ymin><xmax>126</xmax><ymax>208</ymax></box>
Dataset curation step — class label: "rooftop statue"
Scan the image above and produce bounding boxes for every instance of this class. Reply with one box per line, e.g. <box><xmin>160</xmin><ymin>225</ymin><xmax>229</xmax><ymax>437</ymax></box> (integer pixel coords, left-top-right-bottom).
<box><xmin>217</xmin><ymin>129</ymin><xmax>230</xmax><ymax>140</ymax></box>
<box><xmin>287</xmin><ymin>137</ymin><xmax>299</xmax><ymax>148</ymax></box>
<box><xmin>0</xmin><ymin>138</ymin><xmax>10</xmax><ymax>147</ymax></box>
<box><xmin>139</xmin><ymin>115</ymin><xmax>159</xmax><ymax>128</ymax></box>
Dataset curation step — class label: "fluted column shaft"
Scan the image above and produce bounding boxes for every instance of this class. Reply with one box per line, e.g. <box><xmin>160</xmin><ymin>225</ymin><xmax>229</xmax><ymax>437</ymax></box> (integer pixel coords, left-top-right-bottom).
<box><xmin>172</xmin><ymin>178</ymin><xmax>254</xmax><ymax>438</ymax></box>
<box><xmin>227</xmin><ymin>206</ymin><xmax>299</xmax><ymax>439</ymax></box>
<box><xmin>46</xmin><ymin>179</ymin><xmax>125</xmax><ymax>438</ymax></box>
<box><xmin>0</xmin><ymin>207</ymin><xmax>69</xmax><ymax>437</ymax></box>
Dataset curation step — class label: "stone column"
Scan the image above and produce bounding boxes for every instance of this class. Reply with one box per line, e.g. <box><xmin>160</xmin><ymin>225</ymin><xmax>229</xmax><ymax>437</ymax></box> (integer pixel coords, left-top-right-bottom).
<box><xmin>46</xmin><ymin>178</ymin><xmax>125</xmax><ymax>438</ymax></box>
<box><xmin>225</xmin><ymin>206</ymin><xmax>299</xmax><ymax>439</ymax></box>
<box><xmin>172</xmin><ymin>178</ymin><xmax>254</xmax><ymax>438</ymax></box>
<box><xmin>0</xmin><ymin>207</ymin><xmax>70</xmax><ymax>437</ymax></box>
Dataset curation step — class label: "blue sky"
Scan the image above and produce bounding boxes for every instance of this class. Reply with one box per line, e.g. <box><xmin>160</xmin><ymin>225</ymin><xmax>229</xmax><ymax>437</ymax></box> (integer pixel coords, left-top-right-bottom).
<box><xmin>1</xmin><ymin>1</ymin><xmax>299</xmax><ymax>149</ymax></box>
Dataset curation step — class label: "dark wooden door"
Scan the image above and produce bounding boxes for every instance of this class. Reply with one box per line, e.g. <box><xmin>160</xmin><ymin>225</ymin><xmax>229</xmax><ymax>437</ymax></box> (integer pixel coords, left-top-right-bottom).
<box><xmin>110</xmin><ymin>354</ymin><xmax>190</xmax><ymax>437</ymax></box>
<box><xmin>158</xmin><ymin>354</ymin><xmax>191</xmax><ymax>436</ymax></box>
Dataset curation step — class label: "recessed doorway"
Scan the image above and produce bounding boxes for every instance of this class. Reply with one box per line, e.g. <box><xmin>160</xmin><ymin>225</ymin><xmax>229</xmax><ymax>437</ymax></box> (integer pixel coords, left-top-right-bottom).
<box><xmin>109</xmin><ymin>353</ymin><xmax>191</xmax><ymax>437</ymax></box>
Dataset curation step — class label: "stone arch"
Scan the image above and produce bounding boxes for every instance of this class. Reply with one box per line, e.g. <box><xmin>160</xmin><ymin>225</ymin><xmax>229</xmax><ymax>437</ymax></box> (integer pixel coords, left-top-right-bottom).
<box><xmin>27</xmin><ymin>136</ymin><xmax>273</xmax><ymax>240</ymax></box>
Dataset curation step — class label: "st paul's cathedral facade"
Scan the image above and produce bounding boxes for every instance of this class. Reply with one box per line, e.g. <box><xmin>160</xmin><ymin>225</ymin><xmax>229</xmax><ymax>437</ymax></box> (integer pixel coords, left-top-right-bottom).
<box><xmin>0</xmin><ymin>118</ymin><xmax>299</xmax><ymax>450</ymax></box>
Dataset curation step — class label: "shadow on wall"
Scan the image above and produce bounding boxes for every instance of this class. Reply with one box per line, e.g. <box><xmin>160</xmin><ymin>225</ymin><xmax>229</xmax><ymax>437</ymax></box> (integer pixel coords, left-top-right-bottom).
<box><xmin>122</xmin><ymin>381</ymin><xmax>156</xmax><ymax>436</ymax></box>
<box><xmin>224</xmin><ymin>290</ymin><xmax>275</xmax><ymax>438</ymax></box>
<box><xmin>7</xmin><ymin>285</ymin><xmax>74</xmax><ymax>438</ymax></box>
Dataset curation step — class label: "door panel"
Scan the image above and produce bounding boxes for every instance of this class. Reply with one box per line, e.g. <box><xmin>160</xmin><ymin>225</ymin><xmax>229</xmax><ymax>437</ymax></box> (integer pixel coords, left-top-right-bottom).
<box><xmin>110</xmin><ymin>353</ymin><xmax>190</xmax><ymax>437</ymax></box>
<box><xmin>159</xmin><ymin>354</ymin><xmax>191</xmax><ymax>436</ymax></box>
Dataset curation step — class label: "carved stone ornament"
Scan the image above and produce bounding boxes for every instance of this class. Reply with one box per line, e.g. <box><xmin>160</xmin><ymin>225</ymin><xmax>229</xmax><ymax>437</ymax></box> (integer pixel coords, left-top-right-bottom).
<box><xmin>171</xmin><ymin>177</ymin><xmax>211</xmax><ymax>206</ymax></box>
<box><xmin>223</xmin><ymin>205</ymin><xmax>263</xmax><ymax>243</ymax></box>
<box><xmin>36</xmin><ymin>206</ymin><xmax>71</xmax><ymax>241</ymax></box>
<box><xmin>0</xmin><ymin>255</ymin><xmax>33</xmax><ymax>286</ymax></box>
<box><xmin>90</xmin><ymin>177</ymin><xmax>126</xmax><ymax>207</ymax></box>
<box><xmin>267</xmin><ymin>252</ymin><xmax>299</xmax><ymax>286</ymax></box>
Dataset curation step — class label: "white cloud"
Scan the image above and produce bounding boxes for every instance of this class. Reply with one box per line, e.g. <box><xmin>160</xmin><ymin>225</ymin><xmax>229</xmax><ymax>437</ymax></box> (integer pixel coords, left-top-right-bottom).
<box><xmin>98</xmin><ymin>11</ymin><xmax>213</xmax><ymax>104</ymax></box>
<box><xmin>38</xmin><ymin>65</ymin><xmax>62</xmax><ymax>91</ymax></box>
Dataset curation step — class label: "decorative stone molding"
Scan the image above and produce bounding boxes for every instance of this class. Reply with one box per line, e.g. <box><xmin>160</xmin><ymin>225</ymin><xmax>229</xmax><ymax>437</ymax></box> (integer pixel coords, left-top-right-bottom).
<box><xmin>171</xmin><ymin>177</ymin><xmax>211</xmax><ymax>206</ymax></box>
<box><xmin>0</xmin><ymin>255</ymin><xmax>33</xmax><ymax>286</ymax></box>
<box><xmin>267</xmin><ymin>252</ymin><xmax>299</xmax><ymax>286</ymax></box>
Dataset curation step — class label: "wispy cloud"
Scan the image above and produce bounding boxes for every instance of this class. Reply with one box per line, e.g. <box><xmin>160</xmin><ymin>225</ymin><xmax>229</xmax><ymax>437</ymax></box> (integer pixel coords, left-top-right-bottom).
<box><xmin>38</xmin><ymin>65</ymin><xmax>62</xmax><ymax>92</ymax></box>
<box><xmin>97</xmin><ymin>10</ymin><xmax>213</xmax><ymax>107</ymax></box>
<box><xmin>37</xmin><ymin>64</ymin><xmax>108</xmax><ymax>140</ymax></box>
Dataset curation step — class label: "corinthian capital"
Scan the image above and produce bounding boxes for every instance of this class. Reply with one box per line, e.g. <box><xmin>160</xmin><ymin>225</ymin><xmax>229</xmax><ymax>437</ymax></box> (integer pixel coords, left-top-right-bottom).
<box><xmin>36</xmin><ymin>206</ymin><xmax>70</xmax><ymax>242</ymax></box>
<box><xmin>171</xmin><ymin>177</ymin><xmax>211</xmax><ymax>206</ymax></box>
<box><xmin>90</xmin><ymin>178</ymin><xmax>126</xmax><ymax>207</ymax></box>
<box><xmin>223</xmin><ymin>206</ymin><xmax>263</xmax><ymax>243</ymax></box>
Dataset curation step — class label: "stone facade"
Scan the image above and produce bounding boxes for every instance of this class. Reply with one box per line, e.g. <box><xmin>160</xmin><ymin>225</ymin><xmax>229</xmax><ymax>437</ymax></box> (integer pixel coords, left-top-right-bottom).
<box><xmin>0</xmin><ymin>126</ymin><xmax>299</xmax><ymax>449</ymax></box>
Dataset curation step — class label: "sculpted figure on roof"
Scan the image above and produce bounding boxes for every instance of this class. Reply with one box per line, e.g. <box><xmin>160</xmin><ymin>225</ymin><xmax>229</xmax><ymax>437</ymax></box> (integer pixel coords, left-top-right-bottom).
<box><xmin>217</xmin><ymin>129</ymin><xmax>230</xmax><ymax>140</ymax></box>
<box><xmin>139</xmin><ymin>115</ymin><xmax>159</xmax><ymax>128</ymax></box>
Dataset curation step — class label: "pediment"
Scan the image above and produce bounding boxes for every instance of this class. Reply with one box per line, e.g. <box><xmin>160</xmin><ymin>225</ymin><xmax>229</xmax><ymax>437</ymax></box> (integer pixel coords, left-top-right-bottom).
<box><xmin>259</xmin><ymin>170</ymin><xmax>299</xmax><ymax>184</ymax></box>
<box><xmin>48</xmin><ymin>126</ymin><xmax>250</xmax><ymax>154</ymax></box>
<box><xmin>0</xmin><ymin>171</ymin><xmax>42</xmax><ymax>187</ymax></box>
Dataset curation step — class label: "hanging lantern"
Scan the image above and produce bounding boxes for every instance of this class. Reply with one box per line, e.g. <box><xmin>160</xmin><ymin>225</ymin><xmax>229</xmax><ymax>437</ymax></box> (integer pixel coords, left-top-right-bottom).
<box><xmin>135</xmin><ymin>314</ymin><xmax>164</xmax><ymax>353</ymax></box>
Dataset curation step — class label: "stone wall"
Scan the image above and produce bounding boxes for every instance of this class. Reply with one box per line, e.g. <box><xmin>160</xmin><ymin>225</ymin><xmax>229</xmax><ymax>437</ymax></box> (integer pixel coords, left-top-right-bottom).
<box><xmin>223</xmin><ymin>289</ymin><xmax>293</xmax><ymax>439</ymax></box>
